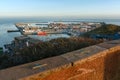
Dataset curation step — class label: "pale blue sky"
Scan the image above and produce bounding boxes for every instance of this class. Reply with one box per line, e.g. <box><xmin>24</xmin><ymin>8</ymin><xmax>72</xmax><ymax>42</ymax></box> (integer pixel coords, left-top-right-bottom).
<box><xmin>0</xmin><ymin>0</ymin><xmax>120</xmax><ymax>18</ymax></box>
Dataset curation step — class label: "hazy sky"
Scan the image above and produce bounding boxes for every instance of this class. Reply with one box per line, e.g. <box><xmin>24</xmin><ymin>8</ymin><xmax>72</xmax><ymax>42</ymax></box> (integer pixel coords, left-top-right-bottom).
<box><xmin>0</xmin><ymin>0</ymin><xmax>120</xmax><ymax>18</ymax></box>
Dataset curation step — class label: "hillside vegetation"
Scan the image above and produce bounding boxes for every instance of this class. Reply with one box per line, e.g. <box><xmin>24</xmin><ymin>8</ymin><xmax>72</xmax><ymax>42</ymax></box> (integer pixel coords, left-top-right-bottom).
<box><xmin>82</xmin><ymin>24</ymin><xmax>120</xmax><ymax>37</ymax></box>
<box><xmin>0</xmin><ymin>37</ymin><xmax>103</xmax><ymax>69</ymax></box>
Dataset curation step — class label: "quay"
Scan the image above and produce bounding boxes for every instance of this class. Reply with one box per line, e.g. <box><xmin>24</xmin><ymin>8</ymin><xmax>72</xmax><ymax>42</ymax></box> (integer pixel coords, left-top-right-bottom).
<box><xmin>22</xmin><ymin>31</ymin><xmax>63</xmax><ymax>35</ymax></box>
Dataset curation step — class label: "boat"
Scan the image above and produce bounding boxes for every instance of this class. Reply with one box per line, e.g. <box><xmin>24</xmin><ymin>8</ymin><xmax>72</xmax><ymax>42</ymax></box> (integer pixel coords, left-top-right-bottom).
<box><xmin>37</xmin><ymin>31</ymin><xmax>47</xmax><ymax>35</ymax></box>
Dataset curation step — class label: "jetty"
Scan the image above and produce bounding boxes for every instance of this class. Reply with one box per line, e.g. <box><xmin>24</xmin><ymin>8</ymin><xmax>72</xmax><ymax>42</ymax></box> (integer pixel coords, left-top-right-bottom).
<box><xmin>7</xmin><ymin>30</ymin><xmax>20</xmax><ymax>33</ymax></box>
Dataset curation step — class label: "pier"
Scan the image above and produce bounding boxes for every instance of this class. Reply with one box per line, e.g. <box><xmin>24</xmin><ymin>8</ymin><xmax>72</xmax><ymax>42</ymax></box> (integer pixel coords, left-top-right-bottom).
<box><xmin>7</xmin><ymin>30</ymin><xmax>20</xmax><ymax>33</ymax></box>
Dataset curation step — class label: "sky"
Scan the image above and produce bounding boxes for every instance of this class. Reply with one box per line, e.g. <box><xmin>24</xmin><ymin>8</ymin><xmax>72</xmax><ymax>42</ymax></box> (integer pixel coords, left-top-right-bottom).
<box><xmin>0</xmin><ymin>0</ymin><xmax>120</xmax><ymax>18</ymax></box>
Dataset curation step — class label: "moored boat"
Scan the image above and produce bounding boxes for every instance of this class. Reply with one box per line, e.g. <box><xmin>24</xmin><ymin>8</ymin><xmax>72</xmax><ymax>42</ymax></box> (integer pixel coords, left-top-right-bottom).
<box><xmin>37</xmin><ymin>31</ymin><xmax>47</xmax><ymax>35</ymax></box>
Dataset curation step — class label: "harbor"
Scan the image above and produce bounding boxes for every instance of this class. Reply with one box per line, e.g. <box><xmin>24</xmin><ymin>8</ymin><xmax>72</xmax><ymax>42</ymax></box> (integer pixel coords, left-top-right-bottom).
<box><xmin>1</xmin><ymin>18</ymin><xmax>120</xmax><ymax>50</ymax></box>
<box><xmin>15</xmin><ymin>21</ymin><xmax>102</xmax><ymax>36</ymax></box>
<box><xmin>3</xmin><ymin>21</ymin><xmax>103</xmax><ymax>54</ymax></box>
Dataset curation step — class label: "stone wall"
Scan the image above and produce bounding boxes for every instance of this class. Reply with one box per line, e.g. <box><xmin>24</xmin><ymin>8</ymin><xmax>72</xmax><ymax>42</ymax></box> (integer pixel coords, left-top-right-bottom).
<box><xmin>20</xmin><ymin>40</ymin><xmax>120</xmax><ymax>80</ymax></box>
<box><xmin>0</xmin><ymin>40</ymin><xmax>120</xmax><ymax>80</ymax></box>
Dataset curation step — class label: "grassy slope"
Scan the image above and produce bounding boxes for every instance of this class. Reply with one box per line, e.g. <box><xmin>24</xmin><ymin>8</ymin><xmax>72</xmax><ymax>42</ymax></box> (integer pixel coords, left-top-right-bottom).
<box><xmin>82</xmin><ymin>24</ymin><xmax>120</xmax><ymax>37</ymax></box>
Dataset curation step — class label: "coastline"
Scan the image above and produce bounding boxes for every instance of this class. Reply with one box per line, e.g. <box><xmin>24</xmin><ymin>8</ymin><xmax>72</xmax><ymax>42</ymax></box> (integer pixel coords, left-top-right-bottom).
<box><xmin>0</xmin><ymin>18</ymin><xmax>120</xmax><ymax>48</ymax></box>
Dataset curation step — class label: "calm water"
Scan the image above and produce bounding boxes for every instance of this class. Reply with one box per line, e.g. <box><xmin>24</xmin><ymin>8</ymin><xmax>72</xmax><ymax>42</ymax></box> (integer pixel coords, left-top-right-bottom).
<box><xmin>0</xmin><ymin>18</ymin><xmax>120</xmax><ymax>48</ymax></box>
<box><xmin>0</xmin><ymin>17</ymin><xmax>70</xmax><ymax>48</ymax></box>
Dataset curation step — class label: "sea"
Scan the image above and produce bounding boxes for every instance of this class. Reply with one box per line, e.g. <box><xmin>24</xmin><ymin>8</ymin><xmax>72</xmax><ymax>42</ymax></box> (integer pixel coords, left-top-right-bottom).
<box><xmin>0</xmin><ymin>17</ymin><xmax>120</xmax><ymax>48</ymax></box>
